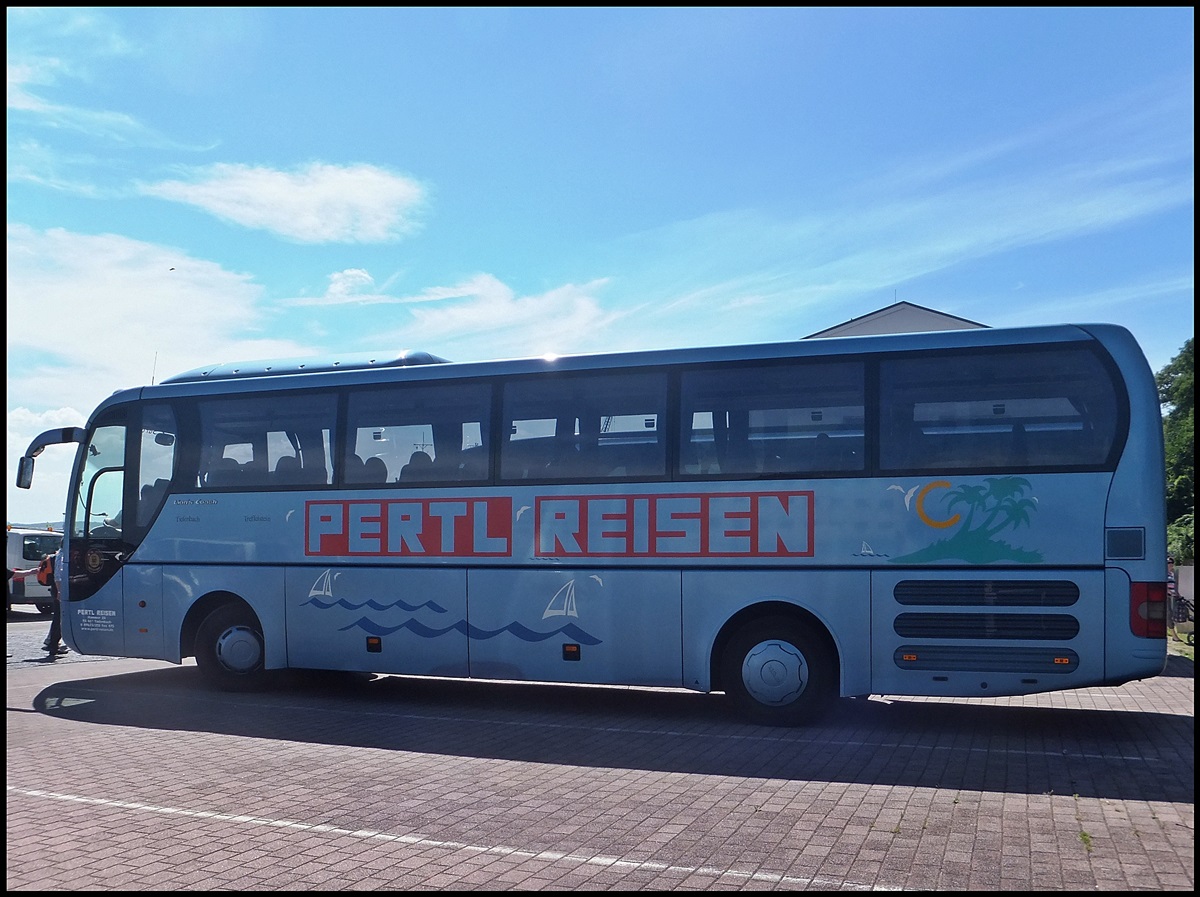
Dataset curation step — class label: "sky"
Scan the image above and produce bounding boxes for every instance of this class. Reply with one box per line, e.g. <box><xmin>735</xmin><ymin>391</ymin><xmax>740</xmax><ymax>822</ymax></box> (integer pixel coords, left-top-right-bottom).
<box><xmin>6</xmin><ymin>7</ymin><xmax>1195</xmax><ymax>525</ymax></box>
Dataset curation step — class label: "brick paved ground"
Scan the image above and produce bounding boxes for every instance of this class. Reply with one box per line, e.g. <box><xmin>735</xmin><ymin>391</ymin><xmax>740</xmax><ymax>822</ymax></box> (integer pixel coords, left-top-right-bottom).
<box><xmin>6</xmin><ymin>619</ymin><xmax>1195</xmax><ymax>891</ymax></box>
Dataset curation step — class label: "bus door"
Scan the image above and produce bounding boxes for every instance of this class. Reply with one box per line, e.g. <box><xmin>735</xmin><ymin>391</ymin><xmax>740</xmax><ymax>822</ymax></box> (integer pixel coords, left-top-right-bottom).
<box><xmin>65</xmin><ymin>405</ymin><xmax>176</xmax><ymax>660</ymax></box>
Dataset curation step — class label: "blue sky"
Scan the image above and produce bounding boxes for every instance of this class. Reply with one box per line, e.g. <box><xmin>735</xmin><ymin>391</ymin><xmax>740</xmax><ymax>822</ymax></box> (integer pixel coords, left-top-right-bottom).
<box><xmin>6</xmin><ymin>7</ymin><xmax>1195</xmax><ymax>524</ymax></box>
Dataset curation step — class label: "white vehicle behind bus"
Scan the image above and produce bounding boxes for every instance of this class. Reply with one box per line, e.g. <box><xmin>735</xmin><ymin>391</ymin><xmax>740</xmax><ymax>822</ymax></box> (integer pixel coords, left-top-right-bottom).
<box><xmin>6</xmin><ymin>525</ymin><xmax>63</xmax><ymax>613</ymax></box>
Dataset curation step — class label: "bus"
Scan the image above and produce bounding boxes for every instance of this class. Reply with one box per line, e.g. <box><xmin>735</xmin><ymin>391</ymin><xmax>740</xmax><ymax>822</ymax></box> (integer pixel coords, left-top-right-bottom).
<box><xmin>16</xmin><ymin>323</ymin><xmax>1169</xmax><ymax>725</ymax></box>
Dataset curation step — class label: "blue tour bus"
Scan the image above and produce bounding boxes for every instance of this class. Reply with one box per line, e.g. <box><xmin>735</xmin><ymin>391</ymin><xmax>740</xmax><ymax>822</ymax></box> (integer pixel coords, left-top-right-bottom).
<box><xmin>16</xmin><ymin>323</ymin><xmax>1169</xmax><ymax>725</ymax></box>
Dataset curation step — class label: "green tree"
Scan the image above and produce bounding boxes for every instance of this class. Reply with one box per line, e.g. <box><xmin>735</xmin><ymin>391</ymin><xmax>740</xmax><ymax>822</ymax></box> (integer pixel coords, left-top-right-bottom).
<box><xmin>1157</xmin><ymin>338</ymin><xmax>1194</xmax><ymax>561</ymax></box>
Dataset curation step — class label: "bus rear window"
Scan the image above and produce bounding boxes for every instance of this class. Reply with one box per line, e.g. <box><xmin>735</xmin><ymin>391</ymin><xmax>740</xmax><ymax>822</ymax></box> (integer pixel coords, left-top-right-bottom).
<box><xmin>878</xmin><ymin>345</ymin><xmax>1121</xmax><ymax>472</ymax></box>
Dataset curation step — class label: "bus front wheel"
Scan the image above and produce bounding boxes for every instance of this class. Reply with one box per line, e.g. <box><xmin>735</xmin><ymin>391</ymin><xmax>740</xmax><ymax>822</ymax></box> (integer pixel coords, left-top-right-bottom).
<box><xmin>721</xmin><ymin>617</ymin><xmax>835</xmax><ymax>726</ymax></box>
<box><xmin>195</xmin><ymin>604</ymin><xmax>266</xmax><ymax>691</ymax></box>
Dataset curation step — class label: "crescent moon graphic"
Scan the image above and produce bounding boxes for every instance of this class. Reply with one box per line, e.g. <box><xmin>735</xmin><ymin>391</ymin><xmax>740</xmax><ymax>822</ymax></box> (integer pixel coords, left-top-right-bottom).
<box><xmin>915</xmin><ymin>480</ymin><xmax>961</xmax><ymax>529</ymax></box>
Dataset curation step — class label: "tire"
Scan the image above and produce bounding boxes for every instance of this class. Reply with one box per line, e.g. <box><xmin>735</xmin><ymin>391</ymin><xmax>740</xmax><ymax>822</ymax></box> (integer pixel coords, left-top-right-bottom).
<box><xmin>36</xmin><ymin>603</ymin><xmax>54</xmax><ymax>615</ymax></box>
<box><xmin>720</xmin><ymin>617</ymin><xmax>836</xmax><ymax>726</ymax></box>
<box><xmin>194</xmin><ymin>603</ymin><xmax>267</xmax><ymax>692</ymax></box>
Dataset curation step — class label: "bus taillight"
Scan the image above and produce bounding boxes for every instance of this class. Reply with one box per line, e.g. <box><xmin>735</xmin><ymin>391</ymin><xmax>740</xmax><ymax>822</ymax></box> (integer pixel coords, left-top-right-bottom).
<box><xmin>1129</xmin><ymin>582</ymin><xmax>1167</xmax><ymax>639</ymax></box>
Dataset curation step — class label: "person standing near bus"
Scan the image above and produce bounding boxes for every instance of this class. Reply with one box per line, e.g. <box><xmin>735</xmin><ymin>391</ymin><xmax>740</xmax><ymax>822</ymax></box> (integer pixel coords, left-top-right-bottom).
<box><xmin>37</xmin><ymin>551</ymin><xmax>67</xmax><ymax>657</ymax></box>
<box><xmin>1167</xmin><ymin>555</ymin><xmax>1180</xmax><ymax>639</ymax></box>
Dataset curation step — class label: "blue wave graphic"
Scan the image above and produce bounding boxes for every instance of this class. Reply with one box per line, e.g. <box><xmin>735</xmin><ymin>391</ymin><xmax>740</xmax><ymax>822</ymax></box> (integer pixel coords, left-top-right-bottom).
<box><xmin>302</xmin><ymin>596</ymin><xmax>448</xmax><ymax>614</ymax></box>
<box><xmin>340</xmin><ymin>616</ymin><xmax>602</xmax><ymax>645</ymax></box>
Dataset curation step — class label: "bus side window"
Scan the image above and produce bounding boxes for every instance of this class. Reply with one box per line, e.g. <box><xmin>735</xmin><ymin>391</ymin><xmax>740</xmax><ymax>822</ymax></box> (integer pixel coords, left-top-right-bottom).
<box><xmin>137</xmin><ymin>404</ymin><xmax>177</xmax><ymax>526</ymax></box>
<box><xmin>679</xmin><ymin>361</ymin><xmax>864</xmax><ymax>479</ymax></box>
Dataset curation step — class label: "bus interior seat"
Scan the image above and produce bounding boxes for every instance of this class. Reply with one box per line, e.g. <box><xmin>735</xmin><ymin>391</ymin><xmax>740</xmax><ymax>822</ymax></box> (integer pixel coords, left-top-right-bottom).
<box><xmin>273</xmin><ymin>455</ymin><xmax>303</xmax><ymax>484</ymax></box>
<box><xmin>140</xmin><ymin>478</ymin><xmax>170</xmax><ymax>504</ymax></box>
<box><xmin>363</xmin><ymin>456</ymin><xmax>389</xmax><ymax>483</ymax></box>
<box><xmin>343</xmin><ymin>453</ymin><xmax>367</xmax><ymax>483</ymax></box>
<box><xmin>456</xmin><ymin>445</ymin><xmax>488</xmax><ymax>479</ymax></box>
<box><xmin>205</xmin><ymin>457</ymin><xmax>243</xmax><ymax>488</ymax></box>
<box><xmin>502</xmin><ymin>436</ymin><xmax>555</xmax><ymax>479</ymax></box>
<box><xmin>400</xmin><ymin>451</ymin><xmax>435</xmax><ymax>482</ymax></box>
<box><xmin>679</xmin><ymin>438</ymin><xmax>720</xmax><ymax>475</ymax></box>
<box><xmin>755</xmin><ymin>433</ymin><xmax>864</xmax><ymax>475</ymax></box>
<box><xmin>137</xmin><ymin>478</ymin><xmax>171</xmax><ymax>525</ymax></box>
<box><xmin>601</xmin><ymin>442</ymin><xmax>663</xmax><ymax>477</ymax></box>
<box><xmin>759</xmin><ymin>439</ymin><xmax>797</xmax><ymax>474</ymax></box>
<box><xmin>811</xmin><ymin>433</ymin><xmax>836</xmax><ymax>465</ymax></box>
<box><xmin>1011</xmin><ymin>422</ymin><xmax>1028</xmax><ymax>465</ymax></box>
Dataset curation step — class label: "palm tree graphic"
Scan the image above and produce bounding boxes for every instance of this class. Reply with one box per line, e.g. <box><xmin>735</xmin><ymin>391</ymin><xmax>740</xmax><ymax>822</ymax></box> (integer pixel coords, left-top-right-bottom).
<box><xmin>891</xmin><ymin>476</ymin><xmax>1043</xmax><ymax>564</ymax></box>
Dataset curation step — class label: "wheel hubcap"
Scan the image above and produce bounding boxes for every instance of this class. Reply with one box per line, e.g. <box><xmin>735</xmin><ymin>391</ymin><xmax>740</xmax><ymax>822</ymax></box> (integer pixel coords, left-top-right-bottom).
<box><xmin>215</xmin><ymin>625</ymin><xmax>262</xmax><ymax>674</ymax></box>
<box><xmin>742</xmin><ymin>639</ymin><xmax>807</xmax><ymax>706</ymax></box>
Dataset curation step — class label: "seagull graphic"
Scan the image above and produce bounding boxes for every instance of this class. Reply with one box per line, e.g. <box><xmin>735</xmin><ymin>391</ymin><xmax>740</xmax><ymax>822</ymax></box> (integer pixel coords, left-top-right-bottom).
<box><xmin>887</xmin><ymin>483</ymin><xmax>920</xmax><ymax>510</ymax></box>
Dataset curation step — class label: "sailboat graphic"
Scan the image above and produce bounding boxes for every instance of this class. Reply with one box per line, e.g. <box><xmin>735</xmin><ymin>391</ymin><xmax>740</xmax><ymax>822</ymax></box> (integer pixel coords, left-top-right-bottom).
<box><xmin>309</xmin><ymin>569</ymin><xmax>335</xmax><ymax>599</ymax></box>
<box><xmin>542</xmin><ymin>579</ymin><xmax>579</xmax><ymax>619</ymax></box>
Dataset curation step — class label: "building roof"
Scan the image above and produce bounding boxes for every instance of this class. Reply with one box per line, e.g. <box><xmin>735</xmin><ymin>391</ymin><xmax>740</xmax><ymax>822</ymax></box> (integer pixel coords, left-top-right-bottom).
<box><xmin>804</xmin><ymin>301</ymin><xmax>987</xmax><ymax>338</ymax></box>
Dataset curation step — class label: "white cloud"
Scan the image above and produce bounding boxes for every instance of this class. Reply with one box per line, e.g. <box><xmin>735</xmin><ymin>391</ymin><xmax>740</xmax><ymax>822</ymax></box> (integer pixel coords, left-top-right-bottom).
<box><xmin>5</xmin><ymin>224</ymin><xmax>313</xmax><ymax>413</ymax></box>
<box><xmin>7</xmin><ymin>406</ymin><xmax>82</xmax><ymax>526</ymax></box>
<box><xmin>140</xmin><ymin>163</ymin><xmax>428</xmax><ymax>243</ymax></box>
<box><xmin>283</xmin><ymin>268</ymin><xmax>400</xmax><ymax>307</ymax></box>
<box><xmin>585</xmin><ymin>127</ymin><xmax>1195</xmax><ymax>344</ymax></box>
<box><xmin>280</xmin><ymin>271</ymin><xmax>625</xmax><ymax>360</ymax></box>
<box><xmin>5</xmin><ymin>223</ymin><xmax>321</xmax><ymax>524</ymax></box>
<box><xmin>7</xmin><ymin>60</ymin><xmax>57</xmax><ymax>111</ymax></box>
<box><xmin>7</xmin><ymin>46</ymin><xmax>181</xmax><ymax>148</ymax></box>
<box><xmin>381</xmin><ymin>275</ymin><xmax>622</xmax><ymax>361</ymax></box>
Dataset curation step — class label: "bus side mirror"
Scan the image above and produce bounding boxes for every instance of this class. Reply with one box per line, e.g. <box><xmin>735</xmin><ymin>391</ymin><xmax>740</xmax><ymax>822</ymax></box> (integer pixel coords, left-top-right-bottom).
<box><xmin>16</xmin><ymin>456</ymin><xmax>34</xmax><ymax>489</ymax></box>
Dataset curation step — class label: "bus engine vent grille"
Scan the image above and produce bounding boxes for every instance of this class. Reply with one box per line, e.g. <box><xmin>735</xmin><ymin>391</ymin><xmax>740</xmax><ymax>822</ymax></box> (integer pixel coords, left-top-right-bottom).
<box><xmin>893</xmin><ymin>580</ymin><xmax>1080</xmax><ymax>607</ymax></box>
<box><xmin>893</xmin><ymin>612</ymin><xmax>1080</xmax><ymax>640</ymax></box>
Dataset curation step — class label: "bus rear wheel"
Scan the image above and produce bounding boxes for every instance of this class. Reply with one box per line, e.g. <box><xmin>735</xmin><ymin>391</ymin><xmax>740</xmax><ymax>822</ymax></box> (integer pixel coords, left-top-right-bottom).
<box><xmin>721</xmin><ymin>617</ymin><xmax>835</xmax><ymax>726</ymax></box>
<box><xmin>195</xmin><ymin>604</ymin><xmax>266</xmax><ymax>692</ymax></box>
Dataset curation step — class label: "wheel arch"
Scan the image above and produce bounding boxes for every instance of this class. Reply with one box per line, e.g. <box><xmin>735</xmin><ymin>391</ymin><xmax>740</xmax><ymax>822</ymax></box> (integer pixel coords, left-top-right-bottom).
<box><xmin>181</xmin><ymin>591</ymin><xmax>257</xmax><ymax>661</ymax></box>
<box><xmin>709</xmin><ymin>599</ymin><xmax>840</xmax><ymax>694</ymax></box>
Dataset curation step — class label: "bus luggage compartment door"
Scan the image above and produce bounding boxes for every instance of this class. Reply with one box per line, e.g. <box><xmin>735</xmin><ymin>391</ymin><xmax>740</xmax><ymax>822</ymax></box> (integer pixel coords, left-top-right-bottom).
<box><xmin>122</xmin><ymin>563</ymin><xmax>166</xmax><ymax>659</ymax></box>
<box><xmin>286</xmin><ymin>566</ymin><xmax>468</xmax><ymax>676</ymax></box>
<box><xmin>467</xmin><ymin>568</ymin><xmax>682</xmax><ymax>687</ymax></box>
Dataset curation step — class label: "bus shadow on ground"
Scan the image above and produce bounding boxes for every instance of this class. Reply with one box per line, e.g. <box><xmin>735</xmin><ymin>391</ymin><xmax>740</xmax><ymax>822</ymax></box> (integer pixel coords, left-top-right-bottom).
<box><xmin>32</xmin><ymin>658</ymin><xmax>1193</xmax><ymax>804</ymax></box>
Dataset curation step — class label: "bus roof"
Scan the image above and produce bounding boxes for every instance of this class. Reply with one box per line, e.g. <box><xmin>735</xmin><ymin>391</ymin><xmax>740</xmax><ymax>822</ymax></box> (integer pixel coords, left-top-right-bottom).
<box><xmin>162</xmin><ymin>349</ymin><xmax>450</xmax><ymax>383</ymax></box>
<box><xmin>104</xmin><ymin>322</ymin><xmax>1141</xmax><ymax>409</ymax></box>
